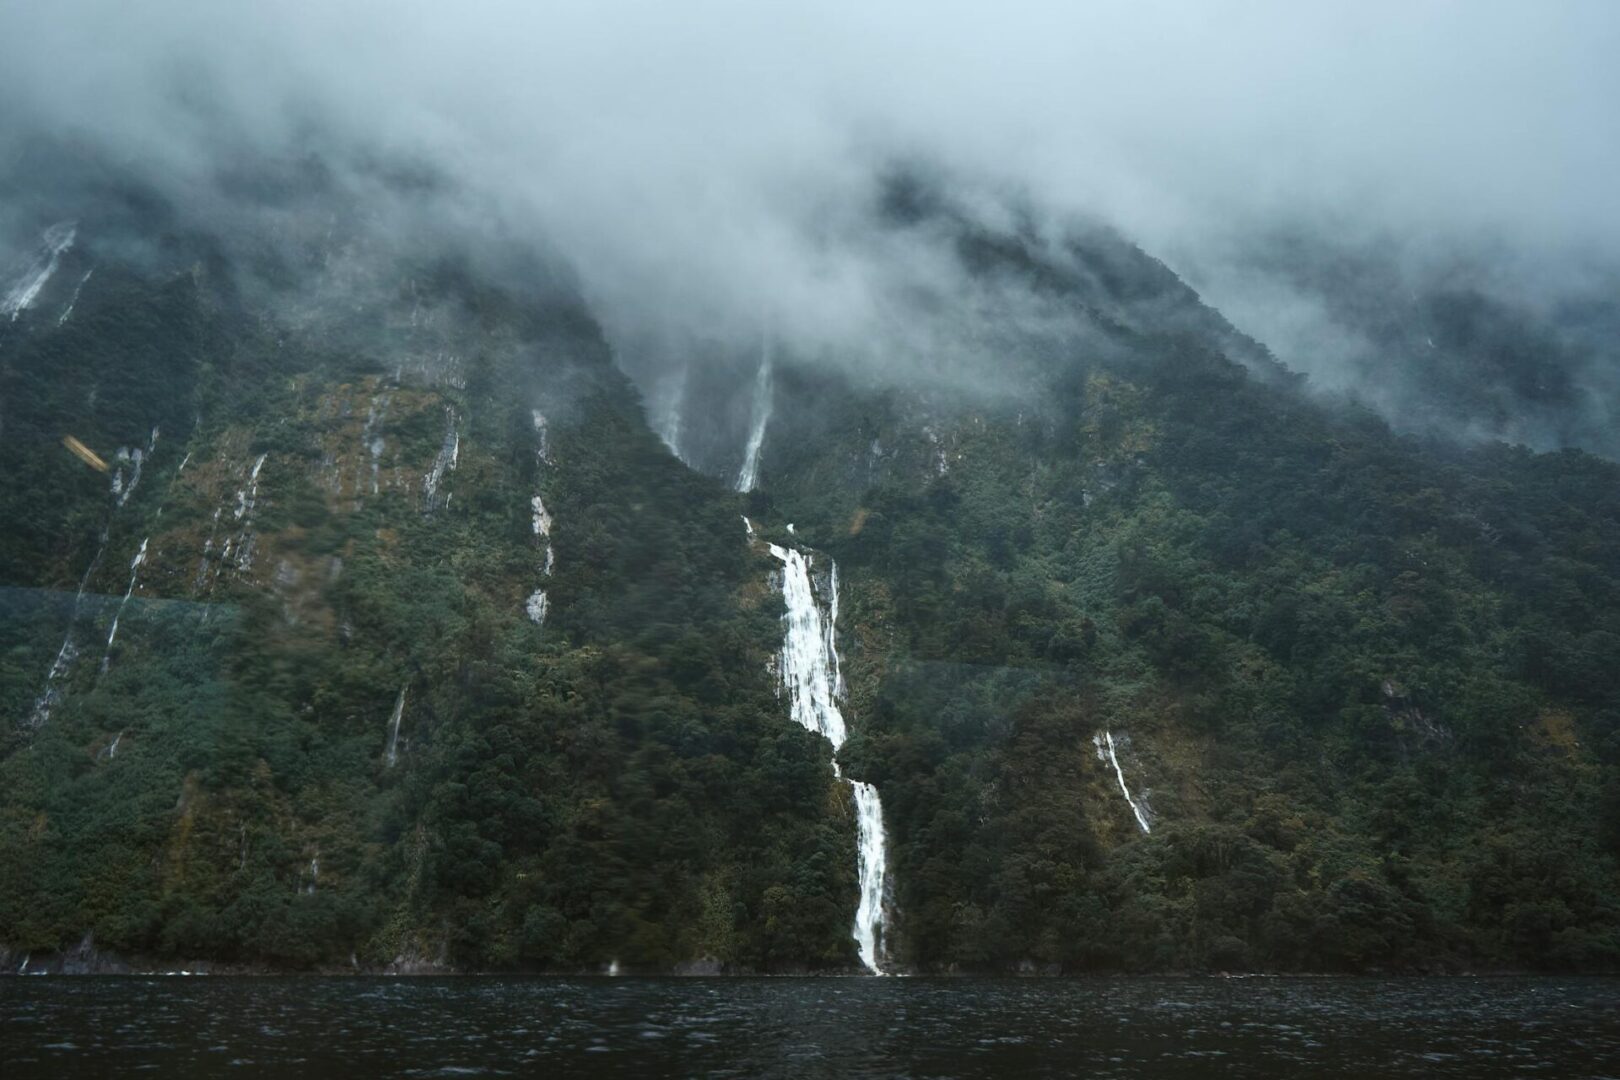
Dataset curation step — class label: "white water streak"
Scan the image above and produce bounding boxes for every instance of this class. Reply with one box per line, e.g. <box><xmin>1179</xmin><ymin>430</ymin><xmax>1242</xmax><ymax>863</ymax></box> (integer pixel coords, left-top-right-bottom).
<box><xmin>57</xmin><ymin>268</ymin><xmax>92</xmax><ymax>325</ymax></box>
<box><xmin>766</xmin><ymin>539</ymin><xmax>889</xmax><ymax>972</ymax></box>
<box><xmin>423</xmin><ymin>409</ymin><xmax>459</xmax><ymax>509</ymax></box>
<box><xmin>735</xmin><ymin>336</ymin><xmax>773</xmax><ymax>493</ymax></box>
<box><xmin>385</xmin><ymin>688</ymin><xmax>407</xmax><ymax>767</ymax></box>
<box><xmin>28</xmin><ymin>522</ymin><xmax>115</xmax><ymax>727</ymax></box>
<box><xmin>101</xmin><ymin>537</ymin><xmax>149</xmax><ymax>670</ymax></box>
<box><xmin>1094</xmin><ymin>730</ymin><xmax>1152</xmax><ymax>834</ymax></box>
<box><xmin>655</xmin><ymin>367</ymin><xmax>688</xmax><ymax>459</ymax></box>
<box><xmin>532</xmin><ymin>409</ymin><xmax>551</xmax><ymax>464</ymax></box>
<box><xmin>3</xmin><ymin>222</ymin><xmax>76</xmax><ymax>320</ymax></box>
<box><xmin>361</xmin><ymin>391</ymin><xmax>392</xmax><ymax>498</ymax></box>
<box><xmin>525</xmin><ymin>588</ymin><xmax>549</xmax><ymax>626</ymax></box>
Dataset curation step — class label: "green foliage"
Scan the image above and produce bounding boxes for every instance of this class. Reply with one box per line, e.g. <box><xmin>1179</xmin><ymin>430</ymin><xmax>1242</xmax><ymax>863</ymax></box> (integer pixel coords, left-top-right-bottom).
<box><xmin>2</xmin><ymin>203</ymin><xmax>1617</xmax><ymax>978</ymax></box>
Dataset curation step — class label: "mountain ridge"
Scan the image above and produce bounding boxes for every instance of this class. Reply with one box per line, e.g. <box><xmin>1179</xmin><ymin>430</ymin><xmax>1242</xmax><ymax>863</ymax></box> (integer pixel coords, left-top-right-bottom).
<box><xmin>2</xmin><ymin>153</ymin><xmax>1617</xmax><ymax>974</ymax></box>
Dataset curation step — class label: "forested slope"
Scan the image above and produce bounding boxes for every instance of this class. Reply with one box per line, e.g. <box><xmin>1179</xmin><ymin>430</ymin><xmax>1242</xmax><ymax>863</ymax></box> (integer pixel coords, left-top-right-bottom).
<box><xmin>2</xmin><ymin>156</ymin><xmax>1617</xmax><ymax>974</ymax></box>
<box><xmin>0</xmin><ymin>167</ymin><xmax>863</xmax><ymax>972</ymax></box>
<box><xmin>728</xmin><ymin>192</ymin><xmax>1620</xmax><ymax>972</ymax></box>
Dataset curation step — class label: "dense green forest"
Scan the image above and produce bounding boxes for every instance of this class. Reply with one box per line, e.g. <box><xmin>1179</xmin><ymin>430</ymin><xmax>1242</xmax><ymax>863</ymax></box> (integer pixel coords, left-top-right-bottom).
<box><xmin>1</xmin><ymin>161</ymin><xmax>1617</xmax><ymax>974</ymax></box>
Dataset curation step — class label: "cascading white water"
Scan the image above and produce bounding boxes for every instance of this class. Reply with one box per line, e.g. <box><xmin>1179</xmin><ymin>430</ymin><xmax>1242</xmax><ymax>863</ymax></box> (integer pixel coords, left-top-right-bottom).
<box><xmin>3</xmin><ymin>222</ymin><xmax>76</xmax><ymax>321</ymax></box>
<box><xmin>848</xmin><ymin>779</ymin><xmax>888</xmax><ymax>968</ymax></box>
<box><xmin>532</xmin><ymin>409</ymin><xmax>552</xmax><ymax>464</ymax></box>
<box><xmin>101</xmin><ymin>537</ymin><xmax>149</xmax><ymax>670</ymax></box>
<box><xmin>28</xmin><ymin>521</ymin><xmax>112</xmax><ymax>728</ymax></box>
<box><xmin>58</xmin><ymin>268</ymin><xmax>92</xmax><ymax>325</ymax></box>
<box><xmin>360</xmin><ymin>391</ymin><xmax>392</xmax><ymax>498</ymax></box>
<box><xmin>234</xmin><ymin>452</ymin><xmax>267</xmax><ymax>521</ymax></box>
<box><xmin>765</xmin><ymin>539</ymin><xmax>890</xmax><ymax>972</ymax></box>
<box><xmin>735</xmin><ymin>337</ymin><xmax>773</xmax><ymax>493</ymax></box>
<box><xmin>385</xmin><ymin>687</ymin><xmax>407</xmax><ymax>767</ymax></box>
<box><xmin>28</xmin><ymin>425</ymin><xmax>156</xmax><ymax>726</ymax></box>
<box><xmin>1094</xmin><ymin>730</ymin><xmax>1152</xmax><ymax>834</ymax></box>
<box><xmin>422</xmin><ymin>408</ymin><xmax>459</xmax><ymax>509</ymax></box>
<box><xmin>526</xmin><ymin>415</ymin><xmax>555</xmax><ymax>625</ymax></box>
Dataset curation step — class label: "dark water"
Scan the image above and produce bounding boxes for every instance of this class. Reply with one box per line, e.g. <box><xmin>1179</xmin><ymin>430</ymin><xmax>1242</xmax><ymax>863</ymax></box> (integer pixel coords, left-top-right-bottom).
<box><xmin>3</xmin><ymin>976</ymin><xmax>1619</xmax><ymax>1078</ymax></box>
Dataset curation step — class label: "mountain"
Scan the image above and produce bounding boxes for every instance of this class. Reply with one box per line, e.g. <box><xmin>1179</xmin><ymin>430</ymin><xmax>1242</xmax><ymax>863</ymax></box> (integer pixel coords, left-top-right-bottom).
<box><xmin>1</xmin><ymin>149</ymin><xmax>1617</xmax><ymax>974</ymax></box>
<box><xmin>1185</xmin><ymin>228</ymin><xmax>1620</xmax><ymax>459</ymax></box>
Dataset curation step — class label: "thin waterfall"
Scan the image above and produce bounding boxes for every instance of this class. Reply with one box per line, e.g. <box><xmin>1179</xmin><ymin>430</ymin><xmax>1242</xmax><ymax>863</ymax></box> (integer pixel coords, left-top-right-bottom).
<box><xmin>385</xmin><ymin>687</ymin><xmax>407</xmax><ymax>767</ymax></box>
<box><xmin>1094</xmin><ymin>730</ymin><xmax>1152</xmax><ymax>834</ymax></box>
<box><xmin>763</xmin><ymin>535</ymin><xmax>891</xmax><ymax>972</ymax></box>
<box><xmin>526</xmin><ymin>414</ymin><xmax>554</xmax><ymax>626</ymax></box>
<box><xmin>656</xmin><ymin>365</ymin><xmax>689</xmax><ymax>459</ymax></box>
<box><xmin>58</xmin><ymin>268</ymin><xmax>93</xmax><ymax>325</ymax></box>
<box><xmin>735</xmin><ymin>332</ymin><xmax>773</xmax><ymax>492</ymax></box>
<box><xmin>29</xmin><ymin>429</ymin><xmax>149</xmax><ymax>727</ymax></box>
<box><xmin>100</xmin><ymin>537</ymin><xmax>149</xmax><ymax>671</ymax></box>
<box><xmin>3</xmin><ymin>221</ymin><xmax>76</xmax><ymax>320</ymax></box>
<box><xmin>28</xmin><ymin>523</ymin><xmax>110</xmax><ymax>728</ymax></box>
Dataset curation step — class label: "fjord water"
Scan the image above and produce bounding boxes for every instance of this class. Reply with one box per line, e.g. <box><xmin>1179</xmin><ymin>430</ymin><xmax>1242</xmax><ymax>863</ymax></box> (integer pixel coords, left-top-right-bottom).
<box><xmin>4</xmin><ymin>977</ymin><xmax>1618</xmax><ymax>1078</ymax></box>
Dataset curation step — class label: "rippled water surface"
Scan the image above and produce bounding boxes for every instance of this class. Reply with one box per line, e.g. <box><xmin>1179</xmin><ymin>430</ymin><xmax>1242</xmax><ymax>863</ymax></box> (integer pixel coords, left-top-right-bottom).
<box><xmin>4</xmin><ymin>976</ymin><xmax>1619</xmax><ymax>1078</ymax></box>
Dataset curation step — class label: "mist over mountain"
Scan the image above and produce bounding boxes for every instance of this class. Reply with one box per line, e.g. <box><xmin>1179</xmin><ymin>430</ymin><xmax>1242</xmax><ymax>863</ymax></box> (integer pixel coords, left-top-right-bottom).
<box><xmin>2</xmin><ymin>4</ymin><xmax>1618</xmax><ymax>979</ymax></box>
<box><xmin>6</xmin><ymin>1</ymin><xmax>1620</xmax><ymax>452</ymax></box>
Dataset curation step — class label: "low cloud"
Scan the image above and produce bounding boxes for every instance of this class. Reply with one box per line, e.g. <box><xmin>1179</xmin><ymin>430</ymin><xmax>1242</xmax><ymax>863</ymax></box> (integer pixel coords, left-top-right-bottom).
<box><xmin>4</xmin><ymin>1</ymin><xmax>1618</xmax><ymax>439</ymax></box>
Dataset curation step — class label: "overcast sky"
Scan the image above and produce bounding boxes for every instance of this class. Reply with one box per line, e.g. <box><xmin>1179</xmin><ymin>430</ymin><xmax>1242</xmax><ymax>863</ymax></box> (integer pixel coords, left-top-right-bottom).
<box><xmin>4</xmin><ymin>1</ymin><xmax>1618</xmax><ymax>379</ymax></box>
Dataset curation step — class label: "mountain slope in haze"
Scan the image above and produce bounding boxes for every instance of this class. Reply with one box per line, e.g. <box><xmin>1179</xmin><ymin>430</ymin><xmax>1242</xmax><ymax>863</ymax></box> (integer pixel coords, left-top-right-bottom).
<box><xmin>1187</xmin><ymin>229</ymin><xmax>1620</xmax><ymax>458</ymax></box>
<box><xmin>1</xmin><ymin>149</ymin><xmax>1617</xmax><ymax>974</ymax></box>
<box><xmin>0</xmin><ymin>152</ymin><xmax>863</xmax><ymax>973</ymax></box>
<box><xmin>673</xmin><ymin>178</ymin><xmax>1620</xmax><ymax>973</ymax></box>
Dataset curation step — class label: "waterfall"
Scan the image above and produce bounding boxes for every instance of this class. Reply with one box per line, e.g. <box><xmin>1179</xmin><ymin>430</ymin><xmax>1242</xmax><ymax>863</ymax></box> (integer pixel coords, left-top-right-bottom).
<box><xmin>360</xmin><ymin>390</ymin><xmax>392</xmax><ymax>498</ymax></box>
<box><xmin>113</xmin><ymin>429</ymin><xmax>158</xmax><ymax>509</ymax></box>
<box><xmin>848</xmin><ymin>779</ymin><xmax>888</xmax><ymax>970</ymax></box>
<box><xmin>100</xmin><ymin>537</ymin><xmax>149</xmax><ymax>671</ymax></box>
<box><xmin>1094</xmin><ymin>730</ymin><xmax>1152</xmax><ymax>834</ymax></box>
<box><xmin>527</xmin><ymin>416</ymin><xmax>554</xmax><ymax>623</ymax></box>
<box><xmin>385</xmin><ymin>688</ymin><xmax>407</xmax><ymax>767</ymax></box>
<box><xmin>231</xmin><ymin>453</ymin><xmax>268</xmax><ymax>572</ymax></box>
<box><xmin>29</xmin><ymin>638</ymin><xmax>79</xmax><ymax>729</ymax></box>
<box><xmin>28</xmin><ymin>521</ymin><xmax>112</xmax><ymax>728</ymax></box>
<box><xmin>531</xmin><ymin>409</ymin><xmax>552</xmax><ymax>464</ymax></box>
<box><xmin>28</xmin><ymin>426</ymin><xmax>154</xmax><ymax>726</ymax></box>
<box><xmin>764</xmin><ymin>537</ymin><xmax>890</xmax><ymax>972</ymax></box>
<box><xmin>58</xmin><ymin>267</ymin><xmax>92</xmax><ymax>325</ymax></box>
<box><xmin>234</xmin><ymin>452</ymin><xmax>267</xmax><ymax>521</ymax></box>
<box><xmin>735</xmin><ymin>336</ymin><xmax>773</xmax><ymax>493</ymax></box>
<box><xmin>422</xmin><ymin>408</ymin><xmax>459</xmax><ymax>509</ymax></box>
<box><xmin>655</xmin><ymin>366</ymin><xmax>688</xmax><ymax>459</ymax></box>
<box><xmin>3</xmin><ymin>221</ymin><xmax>76</xmax><ymax>320</ymax></box>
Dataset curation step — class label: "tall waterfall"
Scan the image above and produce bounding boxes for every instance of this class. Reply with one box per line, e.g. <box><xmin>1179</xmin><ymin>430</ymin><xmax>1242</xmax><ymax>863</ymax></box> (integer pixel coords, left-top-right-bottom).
<box><xmin>735</xmin><ymin>336</ymin><xmax>773</xmax><ymax>493</ymax></box>
<box><xmin>765</xmin><ymin>539</ymin><xmax>890</xmax><ymax>972</ymax></box>
<box><xmin>1094</xmin><ymin>730</ymin><xmax>1152</xmax><ymax>834</ymax></box>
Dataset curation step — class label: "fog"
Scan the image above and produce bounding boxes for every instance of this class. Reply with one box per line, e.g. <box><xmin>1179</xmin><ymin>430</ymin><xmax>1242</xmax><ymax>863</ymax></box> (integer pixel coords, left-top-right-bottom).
<box><xmin>4</xmin><ymin>1</ymin><xmax>1618</xmax><ymax>442</ymax></box>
